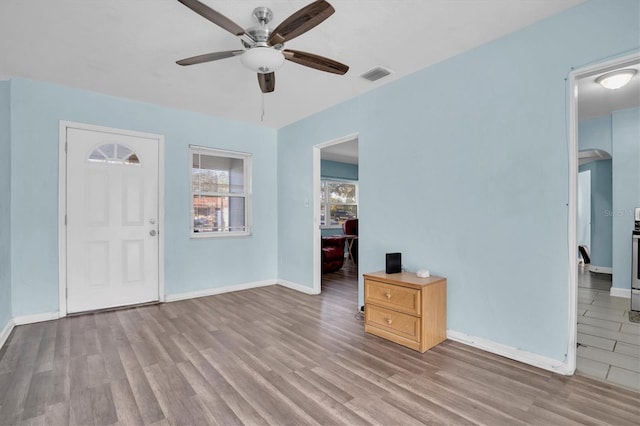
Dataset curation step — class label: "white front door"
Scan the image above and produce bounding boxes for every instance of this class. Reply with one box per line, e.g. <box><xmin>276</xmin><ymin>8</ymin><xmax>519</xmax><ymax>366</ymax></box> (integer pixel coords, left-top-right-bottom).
<box><xmin>66</xmin><ymin>127</ymin><xmax>160</xmax><ymax>313</ymax></box>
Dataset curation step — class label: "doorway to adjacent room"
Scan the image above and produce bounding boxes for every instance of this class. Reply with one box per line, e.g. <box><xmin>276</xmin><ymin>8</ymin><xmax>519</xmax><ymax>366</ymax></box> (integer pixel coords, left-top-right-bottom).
<box><xmin>312</xmin><ymin>134</ymin><xmax>359</xmax><ymax>309</ymax></box>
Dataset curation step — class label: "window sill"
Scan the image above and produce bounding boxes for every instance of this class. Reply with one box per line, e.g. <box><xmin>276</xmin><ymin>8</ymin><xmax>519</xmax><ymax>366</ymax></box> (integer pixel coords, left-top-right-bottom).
<box><xmin>320</xmin><ymin>225</ymin><xmax>343</xmax><ymax>230</ymax></box>
<box><xmin>191</xmin><ymin>231</ymin><xmax>251</xmax><ymax>239</ymax></box>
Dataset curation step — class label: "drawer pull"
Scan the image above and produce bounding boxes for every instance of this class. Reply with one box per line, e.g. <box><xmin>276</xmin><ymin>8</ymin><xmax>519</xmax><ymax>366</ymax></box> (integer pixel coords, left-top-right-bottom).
<box><xmin>385</xmin><ymin>292</ymin><xmax>391</xmax><ymax>300</ymax></box>
<box><xmin>385</xmin><ymin>317</ymin><xmax>393</xmax><ymax>325</ymax></box>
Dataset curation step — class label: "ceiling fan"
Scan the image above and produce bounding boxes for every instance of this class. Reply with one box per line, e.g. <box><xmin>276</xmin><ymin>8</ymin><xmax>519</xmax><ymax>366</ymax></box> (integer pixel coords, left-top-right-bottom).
<box><xmin>175</xmin><ymin>0</ymin><xmax>349</xmax><ymax>93</ymax></box>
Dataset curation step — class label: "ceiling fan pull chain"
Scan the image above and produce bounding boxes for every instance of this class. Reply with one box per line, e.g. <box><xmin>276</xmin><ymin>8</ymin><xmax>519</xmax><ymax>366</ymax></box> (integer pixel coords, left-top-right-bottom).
<box><xmin>261</xmin><ymin>92</ymin><xmax>265</xmax><ymax>122</ymax></box>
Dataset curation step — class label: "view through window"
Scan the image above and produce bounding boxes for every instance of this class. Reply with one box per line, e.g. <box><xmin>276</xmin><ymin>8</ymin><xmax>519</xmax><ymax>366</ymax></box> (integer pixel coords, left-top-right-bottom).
<box><xmin>190</xmin><ymin>146</ymin><xmax>251</xmax><ymax>236</ymax></box>
<box><xmin>320</xmin><ymin>179</ymin><xmax>358</xmax><ymax>226</ymax></box>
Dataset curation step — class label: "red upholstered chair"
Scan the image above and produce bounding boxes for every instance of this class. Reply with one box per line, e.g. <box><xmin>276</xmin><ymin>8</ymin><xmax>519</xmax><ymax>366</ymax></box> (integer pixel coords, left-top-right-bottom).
<box><xmin>321</xmin><ymin>236</ymin><xmax>346</xmax><ymax>273</ymax></box>
<box><xmin>342</xmin><ymin>218</ymin><xmax>358</xmax><ymax>236</ymax></box>
<box><xmin>342</xmin><ymin>219</ymin><xmax>358</xmax><ymax>264</ymax></box>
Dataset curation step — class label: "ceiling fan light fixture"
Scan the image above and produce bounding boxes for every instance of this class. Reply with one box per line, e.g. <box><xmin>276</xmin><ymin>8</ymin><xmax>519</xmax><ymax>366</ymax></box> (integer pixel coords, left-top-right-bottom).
<box><xmin>241</xmin><ymin>47</ymin><xmax>284</xmax><ymax>74</ymax></box>
<box><xmin>595</xmin><ymin>69</ymin><xmax>637</xmax><ymax>90</ymax></box>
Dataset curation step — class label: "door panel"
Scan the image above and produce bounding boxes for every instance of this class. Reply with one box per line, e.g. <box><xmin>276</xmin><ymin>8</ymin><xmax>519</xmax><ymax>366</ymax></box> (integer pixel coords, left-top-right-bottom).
<box><xmin>66</xmin><ymin>128</ymin><xmax>159</xmax><ymax>313</ymax></box>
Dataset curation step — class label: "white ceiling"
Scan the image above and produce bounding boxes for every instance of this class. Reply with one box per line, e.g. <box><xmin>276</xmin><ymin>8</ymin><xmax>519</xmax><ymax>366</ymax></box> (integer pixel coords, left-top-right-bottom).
<box><xmin>0</xmin><ymin>0</ymin><xmax>587</xmax><ymax>129</ymax></box>
<box><xmin>321</xmin><ymin>138</ymin><xmax>358</xmax><ymax>164</ymax></box>
<box><xmin>577</xmin><ymin>62</ymin><xmax>640</xmax><ymax>120</ymax></box>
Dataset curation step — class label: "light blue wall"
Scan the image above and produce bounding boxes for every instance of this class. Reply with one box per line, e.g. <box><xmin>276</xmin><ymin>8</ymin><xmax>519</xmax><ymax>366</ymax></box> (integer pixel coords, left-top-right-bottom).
<box><xmin>321</xmin><ymin>228</ymin><xmax>344</xmax><ymax>238</ymax></box>
<box><xmin>579</xmin><ymin>115</ymin><xmax>612</xmax><ymax>153</ymax></box>
<box><xmin>612</xmin><ymin>108</ymin><xmax>640</xmax><ymax>291</ymax></box>
<box><xmin>9</xmin><ymin>78</ymin><xmax>278</xmax><ymax>316</ymax></box>
<box><xmin>278</xmin><ymin>0</ymin><xmax>640</xmax><ymax>361</ymax></box>
<box><xmin>321</xmin><ymin>160</ymin><xmax>358</xmax><ymax>181</ymax></box>
<box><xmin>0</xmin><ymin>81</ymin><xmax>12</xmax><ymax>327</ymax></box>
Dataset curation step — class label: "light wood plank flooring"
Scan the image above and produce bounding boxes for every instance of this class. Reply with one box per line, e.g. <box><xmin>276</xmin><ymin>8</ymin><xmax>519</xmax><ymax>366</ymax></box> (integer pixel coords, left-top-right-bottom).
<box><xmin>1</xmin><ymin>269</ymin><xmax>639</xmax><ymax>425</ymax></box>
<box><xmin>576</xmin><ymin>266</ymin><xmax>640</xmax><ymax>391</ymax></box>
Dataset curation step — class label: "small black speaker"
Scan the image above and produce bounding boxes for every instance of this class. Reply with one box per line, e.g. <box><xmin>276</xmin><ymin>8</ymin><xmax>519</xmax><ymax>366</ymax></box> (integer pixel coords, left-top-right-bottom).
<box><xmin>386</xmin><ymin>252</ymin><xmax>402</xmax><ymax>274</ymax></box>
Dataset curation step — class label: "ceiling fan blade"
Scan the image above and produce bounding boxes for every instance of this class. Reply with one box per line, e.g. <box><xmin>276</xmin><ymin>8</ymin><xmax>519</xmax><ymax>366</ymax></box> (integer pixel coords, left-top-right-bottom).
<box><xmin>258</xmin><ymin>72</ymin><xmax>275</xmax><ymax>93</ymax></box>
<box><xmin>283</xmin><ymin>49</ymin><xmax>349</xmax><ymax>75</ymax></box>
<box><xmin>268</xmin><ymin>0</ymin><xmax>334</xmax><ymax>45</ymax></box>
<box><xmin>176</xmin><ymin>50</ymin><xmax>243</xmax><ymax>66</ymax></box>
<box><xmin>177</xmin><ymin>0</ymin><xmax>245</xmax><ymax>36</ymax></box>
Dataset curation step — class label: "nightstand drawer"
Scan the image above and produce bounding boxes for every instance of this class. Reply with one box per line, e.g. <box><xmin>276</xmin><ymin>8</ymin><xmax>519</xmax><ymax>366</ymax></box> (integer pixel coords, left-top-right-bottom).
<box><xmin>365</xmin><ymin>304</ymin><xmax>421</xmax><ymax>342</ymax></box>
<box><xmin>365</xmin><ymin>279</ymin><xmax>420</xmax><ymax>316</ymax></box>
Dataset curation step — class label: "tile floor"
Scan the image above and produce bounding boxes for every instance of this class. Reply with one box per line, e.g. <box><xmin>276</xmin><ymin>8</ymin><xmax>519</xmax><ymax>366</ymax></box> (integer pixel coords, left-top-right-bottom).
<box><xmin>576</xmin><ymin>266</ymin><xmax>640</xmax><ymax>392</ymax></box>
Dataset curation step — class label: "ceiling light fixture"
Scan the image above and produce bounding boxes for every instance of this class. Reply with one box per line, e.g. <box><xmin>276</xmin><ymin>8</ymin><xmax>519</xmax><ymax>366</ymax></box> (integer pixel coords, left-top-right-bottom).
<box><xmin>595</xmin><ymin>69</ymin><xmax>637</xmax><ymax>90</ymax></box>
<box><xmin>240</xmin><ymin>46</ymin><xmax>284</xmax><ymax>74</ymax></box>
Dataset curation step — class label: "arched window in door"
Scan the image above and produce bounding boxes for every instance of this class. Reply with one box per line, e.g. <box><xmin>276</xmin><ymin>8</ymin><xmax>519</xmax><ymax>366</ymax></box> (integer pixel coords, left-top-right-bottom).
<box><xmin>88</xmin><ymin>143</ymin><xmax>140</xmax><ymax>165</ymax></box>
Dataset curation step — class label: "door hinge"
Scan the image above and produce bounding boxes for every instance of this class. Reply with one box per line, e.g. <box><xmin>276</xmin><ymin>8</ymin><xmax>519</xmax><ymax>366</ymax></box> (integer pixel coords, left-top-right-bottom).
<box><xmin>64</xmin><ymin>215</ymin><xmax>67</xmax><ymax>226</ymax></box>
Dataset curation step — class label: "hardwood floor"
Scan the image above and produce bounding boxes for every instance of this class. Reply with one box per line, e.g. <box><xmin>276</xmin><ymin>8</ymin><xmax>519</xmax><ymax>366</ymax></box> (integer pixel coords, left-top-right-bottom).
<box><xmin>1</xmin><ymin>267</ymin><xmax>639</xmax><ymax>425</ymax></box>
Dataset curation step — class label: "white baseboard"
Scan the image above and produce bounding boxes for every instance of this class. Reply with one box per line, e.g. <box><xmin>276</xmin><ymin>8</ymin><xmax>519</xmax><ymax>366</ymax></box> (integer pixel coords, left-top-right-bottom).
<box><xmin>610</xmin><ymin>287</ymin><xmax>631</xmax><ymax>299</ymax></box>
<box><xmin>2</xmin><ymin>312</ymin><xmax>61</xmax><ymax>350</ymax></box>
<box><xmin>447</xmin><ymin>330</ymin><xmax>572</xmax><ymax>376</ymax></box>
<box><xmin>277</xmin><ymin>280</ymin><xmax>320</xmax><ymax>295</ymax></box>
<box><xmin>588</xmin><ymin>265</ymin><xmax>612</xmax><ymax>274</ymax></box>
<box><xmin>0</xmin><ymin>318</ymin><xmax>15</xmax><ymax>350</ymax></box>
<box><xmin>13</xmin><ymin>311</ymin><xmax>60</xmax><ymax>326</ymax></box>
<box><xmin>165</xmin><ymin>279</ymin><xmax>277</xmax><ymax>302</ymax></box>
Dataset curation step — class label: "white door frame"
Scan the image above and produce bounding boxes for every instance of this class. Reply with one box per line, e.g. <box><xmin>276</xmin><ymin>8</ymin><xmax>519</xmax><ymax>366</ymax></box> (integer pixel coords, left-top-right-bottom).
<box><xmin>312</xmin><ymin>133</ymin><xmax>359</xmax><ymax>294</ymax></box>
<box><xmin>58</xmin><ymin>121</ymin><xmax>165</xmax><ymax>317</ymax></box>
<box><xmin>566</xmin><ymin>51</ymin><xmax>639</xmax><ymax>373</ymax></box>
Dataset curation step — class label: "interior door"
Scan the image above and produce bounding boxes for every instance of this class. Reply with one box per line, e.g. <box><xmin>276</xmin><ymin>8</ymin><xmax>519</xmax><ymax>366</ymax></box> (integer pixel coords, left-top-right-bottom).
<box><xmin>66</xmin><ymin>127</ymin><xmax>159</xmax><ymax>313</ymax></box>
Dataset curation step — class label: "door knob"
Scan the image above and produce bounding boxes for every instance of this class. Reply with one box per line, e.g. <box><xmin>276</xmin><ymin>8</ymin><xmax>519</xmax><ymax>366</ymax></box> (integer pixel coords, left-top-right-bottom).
<box><xmin>149</xmin><ymin>230</ymin><xmax>157</xmax><ymax>236</ymax></box>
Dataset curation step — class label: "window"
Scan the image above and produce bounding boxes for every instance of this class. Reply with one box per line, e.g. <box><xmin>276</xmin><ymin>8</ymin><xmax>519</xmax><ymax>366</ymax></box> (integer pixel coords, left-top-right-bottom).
<box><xmin>88</xmin><ymin>143</ymin><xmax>140</xmax><ymax>165</ymax></box>
<box><xmin>320</xmin><ymin>179</ymin><xmax>358</xmax><ymax>226</ymax></box>
<box><xmin>190</xmin><ymin>146</ymin><xmax>252</xmax><ymax>237</ymax></box>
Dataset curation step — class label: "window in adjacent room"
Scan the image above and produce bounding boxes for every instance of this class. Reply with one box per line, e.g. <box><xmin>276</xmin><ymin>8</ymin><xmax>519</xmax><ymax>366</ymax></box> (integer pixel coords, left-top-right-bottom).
<box><xmin>190</xmin><ymin>146</ymin><xmax>252</xmax><ymax>237</ymax></box>
<box><xmin>320</xmin><ymin>179</ymin><xmax>358</xmax><ymax>227</ymax></box>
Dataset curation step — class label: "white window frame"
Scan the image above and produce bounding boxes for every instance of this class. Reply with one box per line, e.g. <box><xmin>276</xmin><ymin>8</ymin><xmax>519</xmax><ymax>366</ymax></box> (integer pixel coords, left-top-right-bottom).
<box><xmin>189</xmin><ymin>145</ymin><xmax>252</xmax><ymax>238</ymax></box>
<box><xmin>320</xmin><ymin>178</ymin><xmax>358</xmax><ymax>229</ymax></box>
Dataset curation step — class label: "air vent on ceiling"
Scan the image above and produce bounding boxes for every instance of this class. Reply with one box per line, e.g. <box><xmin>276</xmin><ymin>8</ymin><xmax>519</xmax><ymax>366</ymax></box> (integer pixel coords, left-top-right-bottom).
<box><xmin>361</xmin><ymin>66</ymin><xmax>393</xmax><ymax>82</ymax></box>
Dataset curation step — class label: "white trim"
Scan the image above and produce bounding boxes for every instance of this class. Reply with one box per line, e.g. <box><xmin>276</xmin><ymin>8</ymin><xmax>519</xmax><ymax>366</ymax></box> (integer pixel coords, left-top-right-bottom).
<box><xmin>588</xmin><ymin>265</ymin><xmax>613</xmax><ymax>274</ymax></box>
<box><xmin>447</xmin><ymin>330</ymin><xmax>573</xmax><ymax>375</ymax></box>
<box><xmin>567</xmin><ymin>51</ymin><xmax>640</xmax><ymax>376</ymax></box>
<box><xmin>312</xmin><ymin>147</ymin><xmax>322</xmax><ymax>294</ymax></box>
<box><xmin>58</xmin><ymin>121</ymin><xmax>166</xmax><ymax>315</ymax></box>
<box><xmin>312</xmin><ymin>133</ymin><xmax>359</xmax><ymax>295</ymax></box>
<box><xmin>567</xmin><ymin>67</ymin><xmax>579</xmax><ymax>375</ymax></box>
<box><xmin>277</xmin><ymin>279</ymin><xmax>320</xmax><ymax>295</ymax></box>
<box><xmin>58</xmin><ymin>123</ymin><xmax>68</xmax><ymax>316</ymax></box>
<box><xmin>13</xmin><ymin>312</ymin><xmax>59</xmax><ymax>326</ymax></box>
<box><xmin>0</xmin><ymin>318</ymin><xmax>14</xmax><ymax>350</ymax></box>
<box><xmin>165</xmin><ymin>279</ymin><xmax>277</xmax><ymax>302</ymax></box>
<box><xmin>158</xmin><ymin>135</ymin><xmax>166</xmax><ymax>303</ymax></box>
<box><xmin>610</xmin><ymin>287</ymin><xmax>631</xmax><ymax>299</ymax></box>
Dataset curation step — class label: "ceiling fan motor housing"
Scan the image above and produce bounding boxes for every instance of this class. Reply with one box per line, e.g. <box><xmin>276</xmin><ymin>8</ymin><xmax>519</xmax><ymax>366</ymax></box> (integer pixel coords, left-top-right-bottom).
<box><xmin>243</xmin><ymin>7</ymin><xmax>278</xmax><ymax>48</ymax></box>
<box><xmin>252</xmin><ymin>7</ymin><xmax>273</xmax><ymax>25</ymax></box>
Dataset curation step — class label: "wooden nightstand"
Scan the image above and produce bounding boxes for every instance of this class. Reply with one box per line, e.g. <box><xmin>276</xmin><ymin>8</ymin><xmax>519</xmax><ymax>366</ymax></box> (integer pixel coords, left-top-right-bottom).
<box><xmin>363</xmin><ymin>271</ymin><xmax>446</xmax><ymax>353</ymax></box>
